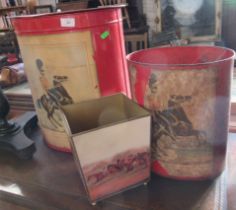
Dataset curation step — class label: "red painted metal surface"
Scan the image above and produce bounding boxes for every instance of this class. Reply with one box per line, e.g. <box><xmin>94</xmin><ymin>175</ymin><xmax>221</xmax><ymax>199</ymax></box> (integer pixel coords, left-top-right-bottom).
<box><xmin>11</xmin><ymin>7</ymin><xmax>123</xmax><ymax>35</ymax></box>
<box><xmin>11</xmin><ymin>7</ymin><xmax>131</xmax><ymax>152</ymax></box>
<box><xmin>127</xmin><ymin>46</ymin><xmax>235</xmax><ymax>180</ymax></box>
<box><xmin>11</xmin><ymin>7</ymin><xmax>131</xmax><ymax>98</ymax></box>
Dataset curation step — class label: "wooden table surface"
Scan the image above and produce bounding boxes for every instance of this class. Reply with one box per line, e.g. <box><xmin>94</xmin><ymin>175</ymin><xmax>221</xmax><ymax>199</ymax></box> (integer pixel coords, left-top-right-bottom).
<box><xmin>0</xmin><ymin>123</ymin><xmax>235</xmax><ymax>210</ymax></box>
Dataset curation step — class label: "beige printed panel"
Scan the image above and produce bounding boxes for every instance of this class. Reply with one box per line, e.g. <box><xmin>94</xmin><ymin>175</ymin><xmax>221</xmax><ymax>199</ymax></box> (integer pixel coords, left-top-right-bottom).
<box><xmin>144</xmin><ymin>68</ymin><xmax>217</xmax><ymax>141</ymax></box>
<box><xmin>143</xmin><ymin>68</ymin><xmax>218</xmax><ymax>177</ymax></box>
<box><xmin>73</xmin><ymin>117</ymin><xmax>150</xmax><ymax>168</ymax></box>
<box><xmin>17</xmin><ymin>31</ymin><xmax>100</xmax><ymax>131</ymax></box>
<box><xmin>73</xmin><ymin>114</ymin><xmax>150</xmax><ymax>201</ymax></box>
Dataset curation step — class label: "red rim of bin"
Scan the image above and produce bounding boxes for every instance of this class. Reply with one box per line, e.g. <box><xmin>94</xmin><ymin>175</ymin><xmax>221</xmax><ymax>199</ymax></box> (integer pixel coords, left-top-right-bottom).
<box><xmin>126</xmin><ymin>46</ymin><xmax>235</xmax><ymax>67</ymax></box>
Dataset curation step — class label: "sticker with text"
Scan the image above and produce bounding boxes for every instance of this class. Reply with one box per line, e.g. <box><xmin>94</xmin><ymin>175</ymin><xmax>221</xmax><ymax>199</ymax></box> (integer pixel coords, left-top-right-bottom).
<box><xmin>60</xmin><ymin>18</ymin><xmax>75</xmax><ymax>27</ymax></box>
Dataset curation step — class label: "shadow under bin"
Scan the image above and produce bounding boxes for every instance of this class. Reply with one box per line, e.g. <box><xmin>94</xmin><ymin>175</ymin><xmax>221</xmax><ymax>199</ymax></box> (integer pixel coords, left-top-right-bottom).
<box><xmin>60</xmin><ymin>94</ymin><xmax>151</xmax><ymax>204</ymax></box>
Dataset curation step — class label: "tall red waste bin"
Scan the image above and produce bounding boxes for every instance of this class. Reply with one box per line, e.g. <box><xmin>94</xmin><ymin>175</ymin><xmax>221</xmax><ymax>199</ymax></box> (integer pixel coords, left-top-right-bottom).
<box><xmin>11</xmin><ymin>6</ymin><xmax>130</xmax><ymax>152</ymax></box>
<box><xmin>127</xmin><ymin>46</ymin><xmax>235</xmax><ymax>180</ymax></box>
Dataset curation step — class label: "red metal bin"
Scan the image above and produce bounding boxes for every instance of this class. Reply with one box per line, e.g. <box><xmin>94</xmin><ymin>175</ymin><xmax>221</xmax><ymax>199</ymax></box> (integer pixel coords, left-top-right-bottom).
<box><xmin>11</xmin><ymin>6</ymin><xmax>131</xmax><ymax>152</ymax></box>
<box><xmin>127</xmin><ymin>46</ymin><xmax>235</xmax><ymax>180</ymax></box>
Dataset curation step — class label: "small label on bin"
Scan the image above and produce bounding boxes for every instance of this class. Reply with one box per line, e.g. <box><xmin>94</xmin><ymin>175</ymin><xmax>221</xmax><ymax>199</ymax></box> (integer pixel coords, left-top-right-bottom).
<box><xmin>60</xmin><ymin>18</ymin><xmax>75</xmax><ymax>27</ymax></box>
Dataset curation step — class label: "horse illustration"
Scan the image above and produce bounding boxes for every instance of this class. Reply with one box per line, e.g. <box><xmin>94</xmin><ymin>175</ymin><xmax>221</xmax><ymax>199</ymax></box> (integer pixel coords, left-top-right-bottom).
<box><xmin>152</xmin><ymin>95</ymin><xmax>206</xmax><ymax>142</ymax></box>
<box><xmin>35</xmin><ymin>59</ymin><xmax>73</xmax><ymax>129</ymax></box>
<box><xmin>86</xmin><ymin>152</ymin><xmax>149</xmax><ymax>185</ymax></box>
<box><xmin>107</xmin><ymin>152</ymin><xmax>149</xmax><ymax>174</ymax></box>
<box><xmin>52</xmin><ymin>76</ymin><xmax>73</xmax><ymax>105</ymax></box>
<box><xmin>37</xmin><ymin>94</ymin><xmax>62</xmax><ymax>128</ymax></box>
<box><xmin>87</xmin><ymin>171</ymin><xmax>107</xmax><ymax>185</ymax></box>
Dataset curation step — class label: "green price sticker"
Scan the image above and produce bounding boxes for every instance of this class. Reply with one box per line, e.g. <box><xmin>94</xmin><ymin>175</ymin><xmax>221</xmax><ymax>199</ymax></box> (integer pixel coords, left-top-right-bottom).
<box><xmin>100</xmin><ymin>31</ymin><xmax>110</xmax><ymax>39</ymax></box>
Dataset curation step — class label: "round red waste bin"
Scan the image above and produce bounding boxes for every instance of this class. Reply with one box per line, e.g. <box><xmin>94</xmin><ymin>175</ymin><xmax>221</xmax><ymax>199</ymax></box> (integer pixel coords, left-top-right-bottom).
<box><xmin>11</xmin><ymin>6</ymin><xmax>131</xmax><ymax>152</ymax></box>
<box><xmin>127</xmin><ymin>46</ymin><xmax>235</xmax><ymax>180</ymax></box>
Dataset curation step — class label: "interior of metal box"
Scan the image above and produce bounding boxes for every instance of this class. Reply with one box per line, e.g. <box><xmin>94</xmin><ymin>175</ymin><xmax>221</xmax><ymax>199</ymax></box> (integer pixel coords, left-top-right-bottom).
<box><xmin>60</xmin><ymin>94</ymin><xmax>149</xmax><ymax>134</ymax></box>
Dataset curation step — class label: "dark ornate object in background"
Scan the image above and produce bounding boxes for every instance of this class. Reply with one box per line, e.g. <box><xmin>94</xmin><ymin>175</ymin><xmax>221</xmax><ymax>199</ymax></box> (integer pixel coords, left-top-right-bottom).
<box><xmin>0</xmin><ymin>87</ymin><xmax>37</xmax><ymax>159</ymax></box>
<box><xmin>126</xmin><ymin>0</ymin><xmax>146</xmax><ymax>29</ymax></box>
<box><xmin>0</xmin><ymin>31</ymin><xmax>22</xmax><ymax>68</ymax></box>
<box><xmin>157</xmin><ymin>0</ymin><xmax>221</xmax><ymax>44</ymax></box>
<box><xmin>0</xmin><ymin>87</ymin><xmax>20</xmax><ymax>135</ymax></box>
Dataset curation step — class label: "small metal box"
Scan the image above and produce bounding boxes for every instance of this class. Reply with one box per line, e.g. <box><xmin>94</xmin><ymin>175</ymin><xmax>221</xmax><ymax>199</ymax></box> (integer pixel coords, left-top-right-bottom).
<box><xmin>60</xmin><ymin>94</ymin><xmax>151</xmax><ymax>204</ymax></box>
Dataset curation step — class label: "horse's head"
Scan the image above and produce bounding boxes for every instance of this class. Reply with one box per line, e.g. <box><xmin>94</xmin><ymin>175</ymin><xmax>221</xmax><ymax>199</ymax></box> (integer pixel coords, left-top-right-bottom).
<box><xmin>168</xmin><ymin>95</ymin><xmax>192</xmax><ymax>108</ymax></box>
<box><xmin>53</xmin><ymin>76</ymin><xmax>68</xmax><ymax>83</ymax></box>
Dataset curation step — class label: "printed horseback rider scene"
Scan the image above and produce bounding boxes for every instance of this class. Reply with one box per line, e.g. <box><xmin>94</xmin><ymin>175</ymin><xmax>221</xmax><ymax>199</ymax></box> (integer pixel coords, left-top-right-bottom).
<box><xmin>152</xmin><ymin>94</ymin><xmax>207</xmax><ymax>146</ymax></box>
<box><xmin>35</xmin><ymin>59</ymin><xmax>74</xmax><ymax>130</ymax></box>
<box><xmin>129</xmin><ymin>67</ymin><xmax>218</xmax><ymax>178</ymax></box>
<box><xmin>12</xmin><ymin>29</ymin><xmax>109</xmax><ymax>151</ymax></box>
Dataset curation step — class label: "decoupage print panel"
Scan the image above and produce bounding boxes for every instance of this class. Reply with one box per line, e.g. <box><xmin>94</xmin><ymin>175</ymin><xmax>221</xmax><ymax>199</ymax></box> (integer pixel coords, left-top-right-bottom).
<box><xmin>144</xmin><ymin>68</ymin><xmax>218</xmax><ymax>177</ymax></box>
<box><xmin>18</xmin><ymin>31</ymin><xmax>100</xmax><ymax>131</ymax></box>
<box><xmin>73</xmin><ymin>118</ymin><xmax>150</xmax><ymax>201</ymax></box>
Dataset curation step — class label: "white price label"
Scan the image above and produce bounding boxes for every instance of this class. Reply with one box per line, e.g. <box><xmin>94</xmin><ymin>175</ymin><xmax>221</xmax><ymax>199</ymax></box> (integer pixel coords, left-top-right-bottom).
<box><xmin>60</xmin><ymin>18</ymin><xmax>75</xmax><ymax>27</ymax></box>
